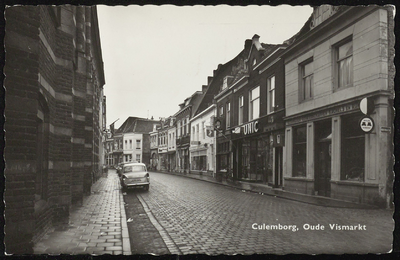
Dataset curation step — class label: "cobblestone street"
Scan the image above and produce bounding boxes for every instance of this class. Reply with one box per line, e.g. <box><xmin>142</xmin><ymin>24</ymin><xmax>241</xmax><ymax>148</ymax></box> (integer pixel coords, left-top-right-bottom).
<box><xmin>124</xmin><ymin>171</ymin><xmax>393</xmax><ymax>255</ymax></box>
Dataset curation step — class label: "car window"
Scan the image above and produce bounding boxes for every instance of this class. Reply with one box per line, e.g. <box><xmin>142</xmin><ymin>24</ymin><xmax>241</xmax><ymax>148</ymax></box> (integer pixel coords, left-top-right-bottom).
<box><xmin>123</xmin><ymin>165</ymin><xmax>146</xmax><ymax>173</ymax></box>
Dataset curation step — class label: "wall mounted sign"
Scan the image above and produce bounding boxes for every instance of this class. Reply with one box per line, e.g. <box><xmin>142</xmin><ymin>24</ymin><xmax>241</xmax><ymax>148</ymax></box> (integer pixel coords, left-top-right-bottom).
<box><xmin>359</xmin><ymin>116</ymin><xmax>374</xmax><ymax>133</ymax></box>
<box><xmin>243</xmin><ymin>120</ymin><xmax>259</xmax><ymax>135</ymax></box>
<box><xmin>360</xmin><ymin>97</ymin><xmax>374</xmax><ymax>115</ymax></box>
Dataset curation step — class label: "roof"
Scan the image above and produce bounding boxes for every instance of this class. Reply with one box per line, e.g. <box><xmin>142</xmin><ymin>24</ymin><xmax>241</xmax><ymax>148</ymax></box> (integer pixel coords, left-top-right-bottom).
<box><xmin>117</xmin><ymin>117</ymin><xmax>160</xmax><ymax>134</ymax></box>
<box><xmin>193</xmin><ymin>40</ymin><xmax>252</xmax><ymax>117</ymax></box>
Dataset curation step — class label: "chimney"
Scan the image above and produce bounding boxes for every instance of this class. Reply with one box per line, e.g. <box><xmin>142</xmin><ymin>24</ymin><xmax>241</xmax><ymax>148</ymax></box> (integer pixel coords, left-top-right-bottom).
<box><xmin>245</xmin><ymin>39</ymin><xmax>252</xmax><ymax>49</ymax></box>
<box><xmin>252</xmin><ymin>34</ymin><xmax>265</xmax><ymax>51</ymax></box>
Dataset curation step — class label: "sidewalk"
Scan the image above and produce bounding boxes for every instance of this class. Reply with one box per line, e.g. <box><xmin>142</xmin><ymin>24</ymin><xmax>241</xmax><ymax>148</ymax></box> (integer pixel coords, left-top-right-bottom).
<box><xmin>155</xmin><ymin>170</ymin><xmax>378</xmax><ymax>209</ymax></box>
<box><xmin>33</xmin><ymin>170</ymin><xmax>131</xmax><ymax>255</ymax></box>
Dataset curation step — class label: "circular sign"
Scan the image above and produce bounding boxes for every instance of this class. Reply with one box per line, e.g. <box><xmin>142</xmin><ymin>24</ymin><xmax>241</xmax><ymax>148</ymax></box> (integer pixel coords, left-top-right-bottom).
<box><xmin>359</xmin><ymin>116</ymin><xmax>374</xmax><ymax>133</ymax></box>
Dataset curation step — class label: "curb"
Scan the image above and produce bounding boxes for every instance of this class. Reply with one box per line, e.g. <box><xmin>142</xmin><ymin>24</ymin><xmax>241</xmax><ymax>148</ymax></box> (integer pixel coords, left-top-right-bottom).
<box><xmin>119</xmin><ymin>180</ymin><xmax>132</xmax><ymax>255</ymax></box>
<box><xmin>154</xmin><ymin>170</ymin><xmax>377</xmax><ymax>209</ymax></box>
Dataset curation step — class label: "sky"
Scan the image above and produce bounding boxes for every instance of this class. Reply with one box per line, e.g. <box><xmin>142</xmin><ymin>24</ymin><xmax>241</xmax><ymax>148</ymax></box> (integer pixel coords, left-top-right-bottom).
<box><xmin>97</xmin><ymin>5</ymin><xmax>313</xmax><ymax>129</ymax></box>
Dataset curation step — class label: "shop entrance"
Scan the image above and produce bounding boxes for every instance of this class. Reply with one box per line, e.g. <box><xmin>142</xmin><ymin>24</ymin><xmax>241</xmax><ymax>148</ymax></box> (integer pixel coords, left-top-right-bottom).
<box><xmin>274</xmin><ymin>147</ymin><xmax>283</xmax><ymax>187</ymax></box>
<box><xmin>314</xmin><ymin>120</ymin><xmax>332</xmax><ymax>197</ymax></box>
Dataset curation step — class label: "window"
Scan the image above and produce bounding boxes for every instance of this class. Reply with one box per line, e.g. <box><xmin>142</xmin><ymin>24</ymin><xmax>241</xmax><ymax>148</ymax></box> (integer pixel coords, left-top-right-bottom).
<box><xmin>252</xmin><ymin>58</ymin><xmax>257</xmax><ymax>66</ymax></box>
<box><xmin>226</xmin><ymin>102</ymin><xmax>231</xmax><ymax>128</ymax></box>
<box><xmin>341</xmin><ymin>114</ymin><xmax>365</xmax><ymax>181</ymax></box>
<box><xmin>293</xmin><ymin>125</ymin><xmax>307</xmax><ymax>177</ymax></box>
<box><xmin>177</xmin><ymin>121</ymin><xmax>181</xmax><ymax>137</ymax></box>
<box><xmin>186</xmin><ymin>117</ymin><xmax>190</xmax><ymax>135</ymax></box>
<box><xmin>249</xmin><ymin>87</ymin><xmax>260</xmax><ymax>121</ymax></box>
<box><xmin>129</xmin><ymin>139</ymin><xmax>132</xmax><ymax>149</ymax></box>
<box><xmin>300</xmin><ymin>60</ymin><xmax>313</xmax><ymax>101</ymax></box>
<box><xmin>220</xmin><ymin>106</ymin><xmax>224</xmax><ymax>117</ymax></box>
<box><xmin>192</xmin><ymin>126</ymin><xmax>195</xmax><ymax>140</ymax></box>
<box><xmin>223</xmin><ymin>77</ymin><xmax>228</xmax><ymax>90</ymax></box>
<box><xmin>336</xmin><ymin>40</ymin><xmax>353</xmax><ymax>89</ymax></box>
<box><xmin>196</xmin><ymin>124</ymin><xmax>199</xmax><ymax>141</ymax></box>
<box><xmin>202</xmin><ymin>121</ymin><xmax>205</xmax><ymax>139</ymax></box>
<box><xmin>267</xmin><ymin>75</ymin><xmax>275</xmax><ymax>114</ymax></box>
<box><xmin>238</xmin><ymin>96</ymin><xmax>244</xmax><ymax>125</ymax></box>
<box><xmin>136</xmin><ymin>154</ymin><xmax>141</xmax><ymax>163</ymax></box>
<box><xmin>136</xmin><ymin>140</ymin><xmax>141</xmax><ymax>149</ymax></box>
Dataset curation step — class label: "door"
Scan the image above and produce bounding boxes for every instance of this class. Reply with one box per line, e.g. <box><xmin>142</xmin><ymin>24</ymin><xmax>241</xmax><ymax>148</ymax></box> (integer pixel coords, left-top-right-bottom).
<box><xmin>315</xmin><ymin>141</ymin><xmax>331</xmax><ymax>196</ymax></box>
<box><xmin>274</xmin><ymin>147</ymin><xmax>283</xmax><ymax>187</ymax></box>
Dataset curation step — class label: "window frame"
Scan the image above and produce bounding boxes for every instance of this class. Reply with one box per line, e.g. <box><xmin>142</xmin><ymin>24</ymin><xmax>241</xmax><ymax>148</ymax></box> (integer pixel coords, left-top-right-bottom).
<box><xmin>299</xmin><ymin>58</ymin><xmax>314</xmax><ymax>102</ymax></box>
<box><xmin>238</xmin><ymin>95</ymin><xmax>244</xmax><ymax>125</ymax></box>
<box><xmin>267</xmin><ymin>75</ymin><xmax>276</xmax><ymax>114</ymax></box>
<box><xmin>226</xmin><ymin>102</ymin><xmax>231</xmax><ymax>128</ymax></box>
<box><xmin>249</xmin><ymin>86</ymin><xmax>260</xmax><ymax>121</ymax></box>
<box><xmin>334</xmin><ymin>37</ymin><xmax>353</xmax><ymax>91</ymax></box>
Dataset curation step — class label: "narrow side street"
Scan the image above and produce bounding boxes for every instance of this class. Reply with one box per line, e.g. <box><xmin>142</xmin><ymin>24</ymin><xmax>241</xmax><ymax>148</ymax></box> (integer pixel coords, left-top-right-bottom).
<box><xmin>34</xmin><ymin>171</ymin><xmax>131</xmax><ymax>255</ymax></box>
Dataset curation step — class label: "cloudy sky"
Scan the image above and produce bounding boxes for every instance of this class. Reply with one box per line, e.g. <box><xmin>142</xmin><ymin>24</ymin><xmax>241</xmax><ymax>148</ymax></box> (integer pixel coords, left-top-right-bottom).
<box><xmin>97</xmin><ymin>5</ymin><xmax>313</xmax><ymax>129</ymax></box>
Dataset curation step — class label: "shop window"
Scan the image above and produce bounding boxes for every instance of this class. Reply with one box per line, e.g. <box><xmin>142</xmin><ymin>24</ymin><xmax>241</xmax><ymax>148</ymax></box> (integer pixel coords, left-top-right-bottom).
<box><xmin>336</xmin><ymin>38</ymin><xmax>353</xmax><ymax>89</ymax></box>
<box><xmin>191</xmin><ymin>155</ymin><xmax>207</xmax><ymax>171</ymax></box>
<box><xmin>300</xmin><ymin>59</ymin><xmax>313</xmax><ymax>101</ymax></box>
<box><xmin>341</xmin><ymin>114</ymin><xmax>365</xmax><ymax>181</ymax></box>
<box><xmin>249</xmin><ymin>86</ymin><xmax>260</xmax><ymax>120</ymax></box>
<box><xmin>238</xmin><ymin>96</ymin><xmax>244</xmax><ymax>125</ymax></box>
<box><xmin>267</xmin><ymin>75</ymin><xmax>275</xmax><ymax>114</ymax></box>
<box><xmin>293</xmin><ymin>125</ymin><xmax>307</xmax><ymax>177</ymax></box>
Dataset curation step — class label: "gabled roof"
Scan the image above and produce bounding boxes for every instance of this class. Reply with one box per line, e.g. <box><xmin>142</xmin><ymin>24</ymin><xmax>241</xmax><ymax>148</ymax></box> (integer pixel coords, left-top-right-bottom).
<box><xmin>174</xmin><ymin>90</ymin><xmax>203</xmax><ymax>118</ymax></box>
<box><xmin>193</xmin><ymin>39</ymin><xmax>252</xmax><ymax>117</ymax></box>
<box><xmin>117</xmin><ymin>117</ymin><xmax>160</xmax><ymax>134</ymax></box>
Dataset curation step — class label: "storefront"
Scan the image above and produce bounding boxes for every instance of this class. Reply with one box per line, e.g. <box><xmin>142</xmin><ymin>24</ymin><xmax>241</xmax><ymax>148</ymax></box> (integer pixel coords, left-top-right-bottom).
<box><xmin>150</xmin><ymin>150</ymin><xmax>158</xmax><ymax>170</ymax></box>
<box><xmin>284</xmin><ymin>96</ymin><xmax>392</xmax><ymax>205</ymax></box>
<box><xmin>231</xmin><ymin>115</ymin><xmax>284</xmax><ymax>186</ymax></box>
<box><xmin>158</xmin><ymin>147</ymin><xmax>168</xmax><ymax>171</ymax></box>
<box><xmin>167</xmin><ymin>151</ymin><xmax>176</xmax><ymax>172</ymax></box>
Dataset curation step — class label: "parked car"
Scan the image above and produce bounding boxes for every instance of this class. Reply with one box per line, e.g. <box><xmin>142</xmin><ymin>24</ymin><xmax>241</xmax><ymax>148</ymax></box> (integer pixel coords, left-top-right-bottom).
<box><xmin>120</xmin><ymin>162</ymin><xmax>150</xmax><ymax>191</ymax></box>
<box><xmin>116</xmin><ymin>163</ymin><xmax>125</xmax><ymax>177</ymax></box>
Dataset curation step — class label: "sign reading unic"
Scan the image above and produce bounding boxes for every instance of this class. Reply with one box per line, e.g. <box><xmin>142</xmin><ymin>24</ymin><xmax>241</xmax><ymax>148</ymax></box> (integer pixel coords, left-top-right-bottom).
<box><xmin>243</xmin><ymin>120</ymin><xmax>259</xmax><ymax>135</ymax></box>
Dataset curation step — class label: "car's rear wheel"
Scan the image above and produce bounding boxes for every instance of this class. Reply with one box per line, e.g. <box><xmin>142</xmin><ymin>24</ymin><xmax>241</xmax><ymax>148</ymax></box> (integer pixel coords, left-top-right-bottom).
<box><xmin>144</xmin><ymin>184</ymin><xmax>149</xmax><ymax>191</ymax></box>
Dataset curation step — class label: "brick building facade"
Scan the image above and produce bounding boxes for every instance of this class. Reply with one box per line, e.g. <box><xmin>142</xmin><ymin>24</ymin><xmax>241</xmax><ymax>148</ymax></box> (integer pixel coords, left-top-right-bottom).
<box><xmin>4</xmin><ymin>6</ymin><xmax>105</xmax><ymax>253</ymax></box>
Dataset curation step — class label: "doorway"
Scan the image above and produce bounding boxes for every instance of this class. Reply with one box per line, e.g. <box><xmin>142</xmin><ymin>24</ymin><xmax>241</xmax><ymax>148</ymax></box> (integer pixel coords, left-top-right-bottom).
<box><xmin>314</xmin><ymin>120</ymin><xmax>332</xmax><ymax>197</ymax></box>
<box><xmin>274</xmin><ymin>147</ymin><xmax>283</xmax><ymax>187</ymax></box>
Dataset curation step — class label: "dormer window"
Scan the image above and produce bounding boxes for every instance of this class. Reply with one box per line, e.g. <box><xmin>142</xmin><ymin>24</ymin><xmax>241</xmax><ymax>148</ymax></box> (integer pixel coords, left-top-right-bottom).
<box><xmin>222</xmin><ymin>77</ymin><xmax>228</xmax><ymax>90</ymax></box>
<box><xmin>222</xmin><ymin>76</ymin><xmax>233</xmax><ymax>90</ymax></box>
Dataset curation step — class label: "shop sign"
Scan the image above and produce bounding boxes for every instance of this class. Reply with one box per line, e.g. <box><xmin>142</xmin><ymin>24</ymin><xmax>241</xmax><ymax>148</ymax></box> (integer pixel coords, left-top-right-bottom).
<box><xmin>243</xmin><ymin>120</ymin><xmax>259</xmax><ymax>135</ymax></box>
<box><xmin>286</xmin><ymin>102</ymin><xmax>359</xmax><ymax>125</ymax></box>
<box><xmin>158</xmin><ymin>147</ymin><xmax>168</xmax><ymax>153</ymax></box>
<box><xmin>359</xmin><ymin>116</ymin><xmax>374</xmax><ymax>133</ymax></box>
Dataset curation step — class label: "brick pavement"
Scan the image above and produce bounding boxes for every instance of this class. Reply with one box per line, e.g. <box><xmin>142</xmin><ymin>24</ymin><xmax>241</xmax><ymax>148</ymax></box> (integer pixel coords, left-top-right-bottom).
<box><xmin>33</xmin><ymin>170</ymin><xmax>131</xmax><ymax>255</ymax></box>
<box><xmin>137</xmin><ymin>172</ymin><xmax>393</xmax><ymax>255</ymax></box>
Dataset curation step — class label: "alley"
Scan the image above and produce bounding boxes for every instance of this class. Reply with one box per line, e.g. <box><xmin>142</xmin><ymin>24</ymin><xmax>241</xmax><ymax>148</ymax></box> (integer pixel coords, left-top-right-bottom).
<box><xmin>124</xmin><ymin>171</ymin><xmax>393</xmax><ymax>255</ymax></box>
